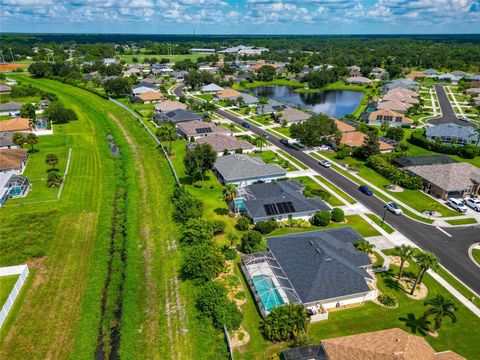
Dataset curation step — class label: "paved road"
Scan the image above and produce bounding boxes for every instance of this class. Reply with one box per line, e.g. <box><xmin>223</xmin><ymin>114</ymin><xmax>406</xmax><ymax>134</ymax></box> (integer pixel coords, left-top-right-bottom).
<box><xmin>176</xmin><ymin>86</ymin><xmax>480</xmax><ymax>294</ymax></box>
<box><xmin>429</xmin><ymin>84</ymin><xmax>472</xmax><ymax>127</ymax></box>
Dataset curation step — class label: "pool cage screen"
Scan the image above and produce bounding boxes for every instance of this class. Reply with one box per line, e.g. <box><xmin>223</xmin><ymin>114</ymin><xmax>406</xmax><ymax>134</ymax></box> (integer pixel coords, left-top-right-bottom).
<box><xmin>241</xmin><ymin>251</ymin><xmax>301</xmax><ymax>317</ymax></box>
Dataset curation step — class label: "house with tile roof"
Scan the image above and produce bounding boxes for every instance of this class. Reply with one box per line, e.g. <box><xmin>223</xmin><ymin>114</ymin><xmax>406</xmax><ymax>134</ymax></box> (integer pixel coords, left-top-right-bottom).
<box><xmin>216</xmin><ymin>88</ymin><xmax>242</xmax><ymax>100</ymax></box>
<box><xmin>0</xmin><ymin>148</ymin><xmax>28</xmax><ymax>173</ymax></box>
<box><xmin>367</xmin><ymin>109</ymin><xmax>413</xmax><ymax>126</ymax></box>
<box><xmin>383</xmin><ymin>91</ymin><xmax>419</xmax><ymax>104</ymax></box>
<box><xmin>334</xmin><ymin>120</ymin><xmax>357</xmax><ymax>133</ymax></box>
<box><xmin>377</xmin><ymin>100</ymin><xmax>412</xmax><ymax>113</ymax></box>
<box><xmin>191</xmin><ymin>134</ymin><xmax>254</xmax><ymax>155</ymax></box>
<box><xmin>176</xmin><ymin>120</ymin><xmax>229</xmax><ymax>139</ymax></box>
<box><xmin>154</xmin><ymin>100</ymin><xmax>186</xmax><ymax>113</ymax></box>
<box><xmin>0</xmin><ymin>118</ymin><xmax>31</xmax><ymax>133</ymax></box>
<box><xmin>346</xmin><ymin>76</ymin><xmax>372</xmax><ymax>85</ymax></box>
<box><xmin>425</xmin><ymin>123</ymin><xmax>478</xmax><ymax>146</ymax></box>
<box><xmin>214</xmin><ymin>154</ymin><xmax>286</xmax><ymax>186</ymax></box>
<box><xmin>282</xmin><ymin>328</ymin><xmax>465</xmax><ymax>360</ymax></box>
<box><xmin>340</xmin><ymin>131</ymin><xmax>394</xmax><ymax>152</ymax></box>
<box><xmin>134</xmin><ymin>91</ymin><xmax>164</xmax><ymax>104</ymax></box>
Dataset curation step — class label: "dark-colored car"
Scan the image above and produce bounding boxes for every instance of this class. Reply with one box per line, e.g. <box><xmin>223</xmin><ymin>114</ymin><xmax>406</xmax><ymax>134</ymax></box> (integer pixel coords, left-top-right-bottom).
<box><xmin>241</xmin><ymin>121</ymin><xmax>251</xmax><ymax>128</ymax></box>
<box><xmin>359</xmin><ymin>185</ymin><xmax>373</xmax><ymax>196</ymax></box>
<box><xmin>262</xmin><ymin>133</ymin><xmax>270</xmax><ymax>139</ymax></box>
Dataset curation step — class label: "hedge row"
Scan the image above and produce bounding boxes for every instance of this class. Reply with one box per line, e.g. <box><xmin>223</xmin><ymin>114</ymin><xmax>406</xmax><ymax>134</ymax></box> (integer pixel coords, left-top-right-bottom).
<box><xmin>366</xmin><ymin>154</ymin><xmax>423</xmax><ymax>190</ymax></box>
<box><xmin>408</xmin><ymin>131</ymin><xmax>479</xmax><ymax>159</ymax></box>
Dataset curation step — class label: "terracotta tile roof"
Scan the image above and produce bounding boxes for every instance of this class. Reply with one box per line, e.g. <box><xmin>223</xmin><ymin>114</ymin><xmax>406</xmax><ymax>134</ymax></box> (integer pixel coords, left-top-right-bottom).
<box><xmin>217</xmin><ymin>88</ymin><xmax>242</xmax><ymax>99</ymax></box>
<box><xmin>340</xmin><ymin>131</ymin><xmax>393</xmax><ymax>151</ymax></box>
<box><xmin>334</xmin><ymin>120</ymin><xmax>356</xmax><ymax>133</ymax></box>
<box><xmin>195</xmin><ymin>134</ymin><xmax>254</xmax><ymax>152</ymax></box>
<box><xmin>322</xmin><ymin>328</ymin><xmax>465</xmax><ymax>360</ymax></box>
<box><xmin>0</xmin><ymin>148</ymin><xmax>28</xmax><ymax>171</ymax></box>
<box><xmin>0</xmin><ymin>118</ymin><xmax>31</xmax><ymax>132</ymax></box>
<box><xmin>137</xmin><ymin>90</ymin><xmax>163</xmax><ymax>101</ymax></box>
<box><xmin>383</xmin><ymin>92</ymin><xmax>419</xmax><ymax>104</ymax></box>
<box><xmin>407</xmin><ymin>72</ymin><xmax>427</xmax><ymax>79</ymax></box>
<box><xmin>368</xmin><ymin>109</ymin><xmax>413</xmax><ymax>123</ymax></box>
<box><xmin>154</xmin><ymin>100</ymin><xmax>186</xmax><ymax>112</ymax></box>
<box><xmin>252</xmin><ymin>63</ymin><xmax>278</xmax><ymax>71</ymax></box>
<box><xmin>387</xmin><ymin>88</ymin><xmax>418</xmax><ymax>98</ymax></box>
<box><xmin>377</xmin><ymin>100</ymin><xmax>411</xmax><ymax>112</ymax></box>
<box><xmin>346</xmin><ymin>76</ymin><xmax>373</xmax><ymax>84</ymax></box>
<box><xmin>176</xmin><ymin>120</ymin><xmax>229</xmax><ymax>137</ymax></box>
<box><xmin>434</xmin><ymin>351</ymin><xmax>466</xmax><ymax>360</ymax></box>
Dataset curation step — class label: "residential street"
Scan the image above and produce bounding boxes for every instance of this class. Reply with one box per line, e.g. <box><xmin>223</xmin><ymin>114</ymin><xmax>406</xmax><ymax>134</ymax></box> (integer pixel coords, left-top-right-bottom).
<box><xmin>175</xmin><ymin>85</ymin><xmax>480</xmax><ymax>294</ymax></box>
<box><xmin>429</xmin><ymin>84</ymin><xmax>471</xmax><ymax>127</ymax></box>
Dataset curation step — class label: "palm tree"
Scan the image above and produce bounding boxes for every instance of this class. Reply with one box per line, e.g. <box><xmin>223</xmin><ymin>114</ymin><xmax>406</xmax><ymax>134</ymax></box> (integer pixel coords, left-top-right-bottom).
<box><xmin>259</xmin><ymin>97</ymin><xmax>269</xmax><ymax>115</ymax></box>
<box><xmin>423</xmin><ymin>295</ymin><xmax>458</xmax><ymax>331</ymax></box>
<box><xmin>395</xmin><ymin>244</ymin><xmax>414</xmax><ymax>280</ymax></box>
<box><xmin>222</xmin><ymin>184</ymin><xmax>237</xmax><ymax>204</ymax></box>
<box><xmin>254</xmin><ymin>135</ymin><xmax>268</xmax><ymax>153</ymax></box>
<box><xmin>410</xmin><ymin>251</ymin><xmax>438</xmax><ymax>295</ymax></box>
<box><xmin>25</xmin><ymin>133</ymin><xmax>38</xmax><ymax>152</ymax></box>
<box><xmin>236</xmin><ymin>96</ymin><xmax>245</xmax><ymax>109</ymax></box>
<box><xmin>354</xmin><ymin>239</ymin><xmax>375</xmax><ymax>254</ymax></box>
<box><xmin>156</xmin><ymin>122</ymin><xmax>177</xmax><ymax>155</ymax></box>
<box><xmin>203</xmin><ymin>101</ymin><xmax>215</xmax><ymax>117</ymax></box>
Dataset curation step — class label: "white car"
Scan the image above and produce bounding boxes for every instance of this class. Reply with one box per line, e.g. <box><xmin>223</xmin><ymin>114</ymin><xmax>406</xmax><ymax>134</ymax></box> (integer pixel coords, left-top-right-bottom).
<box><xmin>447</xmin><ymin>198</ymin><xmax>468</xmax><ymax>213</ymax></box>
<box><xmin>464</xmin><ymin>198</ymin><xmax>480</xmax><ymax>212</ymax></box>
<box><xmin>319</xmin><ymin>160</ymin><xmax>331</xmax><ymax>168</ymax></box>
<box><xmin>386</xmin><ymin>202</ymin><xmax>403</xmax><ymax>215</ymax></box>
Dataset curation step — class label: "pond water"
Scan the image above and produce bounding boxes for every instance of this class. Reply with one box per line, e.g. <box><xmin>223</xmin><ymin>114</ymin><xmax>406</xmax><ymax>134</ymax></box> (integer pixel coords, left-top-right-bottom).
<box><xmin>249</xmin><ymin>85</ymin><xmax>364</xmax><ymax>119</ymax></box>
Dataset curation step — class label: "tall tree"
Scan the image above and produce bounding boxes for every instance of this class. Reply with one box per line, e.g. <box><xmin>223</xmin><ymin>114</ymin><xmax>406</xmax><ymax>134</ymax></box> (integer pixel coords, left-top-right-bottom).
<box><xmin>395</xmin><ymin>244</ymin><xmax>414</xmax><ymax>280</ymax></box>
<box><xmin>254</xmin><ymin>135</ymin><xmax>268</xmax><ymax>153</ymax></box>
<box><xmin>256</xmin><ymin>65</ymin><xmax>276</xmax><ymax>81</ymax></box>
<box><xmin>222</xmin><ymin>184</ymin><xmax>237</xmax><ymax>204</ymax></box>
<box><xmin>423</xmin><ymin>295</ymin><xmax>458</xmax><ymax>331</ymax></box>
<box><xmin>45</xmin><ymin>153</ymin><xmax>59</xmax><ymax>169</ymax></box>
<box><xmin>156</xmin><ymin>122</ymin><xmax>177</xmax><ymax>154</ymax></box>
<box><xmin>12</xmin><ymin>133</ymin><xmax>26</xmax><ymax>148</ymax></box>
<box><xmin>261</xmin><ymin>304</ymin><xmax>309</xmax><ymax>342</ymax></box>
<box><xmin>20</xmin><ymin>103</ymin><xmax>37</xmax><ymax>123</ymax></box>
<box><xmin>25</xmin><ymin>133</ymin><xmax>38</xmax><ymax>152</ymax></box>
<box><xmin>183</xmin><ymin>143</ymin><xmax>217</xmax><ymax>181</ymax></box>
<box><xmin>358</xmin><ymin>131</ymin><xmax>380</xmax><ymax>159</ymax></box>
<box><xmin>410</xmin><ymin>251</ymin><xmax>438</xmax><ymax>295</ymax></box>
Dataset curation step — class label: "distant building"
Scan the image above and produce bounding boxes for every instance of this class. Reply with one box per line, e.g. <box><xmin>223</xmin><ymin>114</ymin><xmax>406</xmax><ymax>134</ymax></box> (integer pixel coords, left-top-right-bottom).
<box><xmin>0</xmin><ymin>148</ymin><xmax>28</xmax><ymax>173</ymax></box>
<box><xmin>0</xmin><ymin>118</ymin><xmax>31</xmax><ymax>133</ymax></box>
<box><xmin>190</xmin><ymin>48</ymin><xmax>215</xmax><ymax>53</ymax></box>
<box><xmin>279</xmin><ymin>107</ymin><xmax>310</xmax><ymax>124</ymax></box>
<box><xmin>201</xmin><ymin>83</ymin><xmax>224</xmax><ymax>94</ymax></box>
<box><xmin>345</xmin><ymin>76</ymin><xmax>372</xmax><ymax>85</ymax></box>
<box><xmin>425</xmin><ymin>123</ymin><xmax>478</xmax><ymax>146</ymax></box>
<box><xmin>154</xmin><ymin>100</ymin><xmax>186</xmax><ymax>113</ymax></box>
<box><xmin>0</xmin><ymin>102</ymin><xmax>23</xmax><ymax>116</ymax></box>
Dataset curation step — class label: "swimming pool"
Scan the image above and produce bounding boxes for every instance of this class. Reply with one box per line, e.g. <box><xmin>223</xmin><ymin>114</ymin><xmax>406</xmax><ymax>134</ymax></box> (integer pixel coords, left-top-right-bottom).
<box><xmin>8</xmin><ymin>187</ymin><xmax>23</xmax><ymax>197</ymax></box>
<box><xmin>252</xmin><ymin>275</ymin><xmax>284</xmax><ymax>312</ymax></box>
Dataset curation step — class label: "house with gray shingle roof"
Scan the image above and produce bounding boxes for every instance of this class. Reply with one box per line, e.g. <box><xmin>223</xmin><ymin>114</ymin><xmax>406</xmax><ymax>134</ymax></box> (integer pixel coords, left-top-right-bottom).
<box><xmin>241</xmin><ymin>227</ymin><xmax>376</xmax><ymax>317</ymax></box>
<box><xmin>201</xmin><ymin>83</ymin><xmax>223</xmax><ymax>94</ymax></box>
<box><xmin>404</xmin><ymin>162</ymin><xmax>480</xmax><ymax>199</ymax></box>
<box><xmin>0</xmin><ymin>102</ymin><xmax>23</xmax><ymax>116</ymax></box>
<box><xmin>424</xmin><ymin>68</ymin><xmax>439</xmax><ymax>76</ymax></box>
<box><xmin>213</xmin><ymin>154</ymin><xmax>286</xmax><ymax>186</ymax></box>
<box><xmin>425</xmin><ymin>123</ymin><xmax>478</xmax><ymax>146</ymax></box>
<box><xmin>236</xmin><ymin>180</ymin><xmax>329</xmax><ymax>223</ymax></box>
<box><xmin>381</xmin><ymin>79</ymin><xmax>418</xmax><ymax>93</ymax></box>
<box><xmin>153</xmin><ymin>109</ymin><xmax>203</xmax><ymax>124</ymax></box>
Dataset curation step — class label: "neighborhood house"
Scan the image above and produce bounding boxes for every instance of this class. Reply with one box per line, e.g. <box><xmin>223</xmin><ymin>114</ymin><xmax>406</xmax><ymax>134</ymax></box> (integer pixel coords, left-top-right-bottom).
<box><xmin>425</xmin><ymin>123</ymin><xmax>479</xmax><ymax>146</ymax></box>
<box><xmin>176</xmin><ymin>120</ymin><xmax>229</xmax><ymax>139</ymax></box>
<box><xmin>192</xmin><ymin>134</ymin><xmax>254</xmax><ymax>155</ymax></box>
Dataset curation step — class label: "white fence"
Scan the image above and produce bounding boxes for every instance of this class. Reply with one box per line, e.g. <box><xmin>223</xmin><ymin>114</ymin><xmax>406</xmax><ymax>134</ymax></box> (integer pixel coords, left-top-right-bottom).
<box><xmin>0</xmin><ymin>264</ymin><xmax>29</xmax><ymax>328</ymax></box>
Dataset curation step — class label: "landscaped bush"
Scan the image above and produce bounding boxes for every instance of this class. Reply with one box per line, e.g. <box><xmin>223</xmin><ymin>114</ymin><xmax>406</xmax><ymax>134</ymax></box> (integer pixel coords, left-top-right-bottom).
<box><xmin>44</xmin><ymin>101</ymin><xmax>78</xmax><ymax>124</ymax></box>
<box><xmin>304</xmin><ymin>186</ymin><xmax>331</xmax><ymax>203</ymax></box>
<box><xmin>366</xmin><ymin>154</ymin><xmax>423</xmax><ymax>190</ymax></box>
<box><xmin>311</xmin><ymin>210</ymin><xmax>331</xmax><ymax>226</ymax></box>
<box><xmin>378</xmin><ymin>291</ymin><xmax>398</xmax><ymax>307</ymax></box>
<box><xmin>172</xmin><ymin>187</ymin><xmax>204</xmax><ymax>223</ymax></box>
<box><xmin>253</xmin><ymin>220</ymin><xmax>277</xmax><ymax>234</ymax></box>
<box><xmin>180</xmin><ymin>218</ymin><xmax>214</xmax><ymax>245</ymax></box>
<box><xmin>235</xmin><ymin>216</ymin><xmax>251</xmax><ymax>231</ymax></box>
<box><xmin>10</xmin><ymin>84</ymin><xmax>41</xmax><ymax>97</ymax></box>
<box><xmin>210</xmin><ymin>219</ymin><xmax>226</xmax><ymax>235</ymax></box>
<box><xmin>241</xmin><ymin>230</ymin><xmax>266</xmax><ymax>254</ymax></box>
<box><xmin>222</xmin><ymin>247</ymin><xmax>237</xmax><ymax>261</ymax></box>
<box><xmin>181</xmin><ymin>244</ymin><xmax>225</xmax><ymax>282</ymax></box>
<box><xmin>47</xmin><ymin>171</ymin><xmax>63</xmax><ymax>188</ymax></box>
<box><xmin>261</xmin><ymin>304</ymin><xmax>310</xmax><ymax>342</ymax></box>
<box><xmin>408</xmin><ymin>130</ymin><xmax>479</xmax><ymax>159</ymax></box>
<box><xmin>277</xmin><ymin>219</ymin><xmax>311</xmax><ymax>228</ymax></box>
<box><xmin>331</xmin><ymin>208</ymin><xmax>345</xmax><ymax>222</ymax></box>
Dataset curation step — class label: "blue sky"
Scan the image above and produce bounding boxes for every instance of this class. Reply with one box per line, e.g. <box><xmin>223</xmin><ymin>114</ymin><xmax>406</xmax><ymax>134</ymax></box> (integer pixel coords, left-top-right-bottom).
<box><xmin>1</xmin><ymin>0</ymin><xmax>479</xmax><ymax>34</ymax></box>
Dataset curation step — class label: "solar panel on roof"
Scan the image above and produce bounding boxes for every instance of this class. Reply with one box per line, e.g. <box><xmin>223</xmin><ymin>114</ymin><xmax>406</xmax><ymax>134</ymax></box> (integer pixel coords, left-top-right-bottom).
<box><xmin>196</xmin><ymin>127</ymin><xmax>213</xmax><ymax>134</ymax></box>
<box><xmin>264</xmin><ymin>203</ymin><xmax>279</xmax><ymax>216</ymax></box>
<box><xmin>276</xmin><ymin>201</ymin><xmax>295</xmax><ymax>214</ymax></box>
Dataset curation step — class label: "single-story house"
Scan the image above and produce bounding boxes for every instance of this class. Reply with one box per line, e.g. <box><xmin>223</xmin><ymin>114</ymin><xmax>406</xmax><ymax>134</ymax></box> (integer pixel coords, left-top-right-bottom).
<box><xmin>404</xmin><ymin>162</ymin><xmax>480</xmax><ymax>199</ymax></box>
<box><xmin>257</xmin><ymin>99</ymin><xmax>288</xmax><ymax>114</ymax></box>
<box><xmin>0</xmin><ymin>118</ymin><xmax>31</xmax><ymax>133</ymax></box>
<box><xmin>0</xmin><ymin>148</ymin><xmax>28</xmax><ymax>173</ymax></box>
<box><xmin>192</xmin><ymin>134</ymin><xmax>254</xmax><ymax>155</ymax></box>
<box><xmin>216</xmin><ymin>88</ymin><xmax>242</xmax><ymax>100</ymax></box>
<box><xmin>176</xmin><ymin>120</ymin><xmax>229</xmax><ymax>139</ymax></box>
<box><xmin>347</xmin><ymin>65</ymin><xmax>361</xmax><ymax>77</ymax></box>
<box><xmin>139</xmin><ymin>78</ymin><xmax>161</xmax><ymax>87</ymax></box>
<box><xmin>394</xmin><ymin>154</ymin><xmax>458</xmax><ymax>168</ymax></box>
<box><xmin>0</xmin><ymin>83</ymin><xmax>12</xmax><ymax>94</ymax></box>
<box><xmin>242</xmin><ymin>227</ymin><xmax>376</xmax><ymax>317</ymax></box>
<box><xmin>370</xmin><ymin>67</ymin><xmax>386</xmax><ymax>79</ymax></box>
<box><xmin>133</xmin><ymin>91</ymin><xmax>164</xmax><ymax>104</ymax></box>
<box><xmin>451</xmin><ymin>70</ymin><xmax>469</xmax><ymax>78</ymax></box>
<box><xmin>235</xmin><ymin>180</ymin><xmax>329</xmax><ymax>223</ymax></box>
<box><xmin>83</xmin><ymin>71</ymin><xmax>100</xmax><ymax>81</ymax></box>
<box><xmin>367</xmin><ymin>109</ymin><xmax>413</xmax><ymax>125</ymax></box>
<box><xmin>0</xmin><ymin>102</ymin><xmax>23</xmax><ymax>116</ymax></box>
<box><xmin>201</xmin><ymin>83</ymin><xmax>223</xmax><ymax>94</ymax></box>
<box><xmin>239</xmin><ymin>93</ymin><xmax>259</xmax><ymax>106</ymax></box>
<box><xmin>123</xmin><ymin>68</ymin><xmax>141</xmax><ymax>77</ymax></box>
<box><xmin>214</xmin><ymin>154</ymin><xmax>286</xmax><ymax>186</ymax></box>
<box><xmin>0</xmin><ymin>131</ymin><xmax>25</xmax><ymax>149</ymax></box>
<box><xmin>279</xmin><ymin>107</ymin><xmax>310</xmax><ymax>124</ymax></box>
<box><xmin>154</xmin><ymin>100</ymin><xmax>187</xmax><ymax>113</ymax></box>
<box><xmin>383</xmin><ymin>91</ymin><xmax>419</xmax><ymax>104</ymax></box>
<box><xmin>340</xmin><ymin>131</ymin><xmax>394</xmax><ymax>152</ymax></box>
<box><xmin>282</xmin><ymin>328</ymin><xmax>465</xmax><ymax>360</ymax></box>
<box><xmin>334</xmin><ymin>120</ymin><xmax>357</xmax><ymax>133</ymax></box>
<box><xmin>424</xmin><ymin>68</ymin><xmax>439</xmax><ymax>76</ymax></box>
<box><xmin>377</xmin><ymin>100</ymin><xmax>411</xmax><ymax>113</ymax></box>
<box><xmin>103</xmin><ymin>58</ymin><xmax>117</xmax><ymax>66</ymax></box>
<box><xmin>171</xmin><ymin>71</ymin><xmax>188</xmax><ymax>82</ymax></box>
<box><xmin>345</xmin><ymin>76</ymin><xmax>372</xmax><ymax>85</ymax></box>
<box><xmin>406</xmin><ymin>72</ymin><xmax>427</xmax><ymax>80</ymax></box>
<box><xmin>132</xmin><ymin>86</ymin><xmax>156</xmax><ymax>96</ymax></box>
<box><xmin>387</xmin><ymin>87</ymin><xmax>418</xmax><ymax>98</ymax></box>
<box><xmin>426</xmin><ymin>123</ymin><xmax>478</xmax><ymax>146</ymax></box>
<box><xmin>153</xmin><ymin>109</ymin><xmax>203</xmax><ymax>124</ymax></box>
<box><xmin>466</xmin><ymin>87</ymin><xmax>480</xmax><ymax>95</ymax></box>
<box><xmin>381</xmin><ymin>79</ymin><xmax>418</xmax><ymax>92</ymax></box>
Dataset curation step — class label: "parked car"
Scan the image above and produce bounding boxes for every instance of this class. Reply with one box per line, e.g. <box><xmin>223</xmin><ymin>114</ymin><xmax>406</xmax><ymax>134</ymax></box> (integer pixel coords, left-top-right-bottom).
<box><xmin>317</xmin><ymin>145</ymin><xmax>330</xmax><ymax>151</ymax></box>
<box><xmin>459</xmin><ymin>117</ymin><xmax>470</xmax><ymax>122</ymax></box>
<box><xmin>319</xmin><ymin>160</ymin><xmax>331</xmax><ymax>168</ymax></box>
<box><xmin>262</xmin><ymin>133</ymin><xmax>270</xmax><ymax>139</ymax></box>
<box><xmin>386</xmin><ymin>202</ymin><xmax>403</xmax><ymax>215</ymax></box>
<box><xmin>464</xmin><ymin>198</ymin><xmax>480</xmax><ymax>211</ymax></box>
<box><xmin>447</xmin><ymin>198</ymin><xmax>468</xmax><ymax>213</ymax></box>
<box><xmin>359</xmin><ymin>185</ymin><xmax>373</xmax><ymax>196</ymax></box>
<box><xmin>241</xmin><ymin>121</ymin><xmax>251</xmax><ymax>128</ymax></box>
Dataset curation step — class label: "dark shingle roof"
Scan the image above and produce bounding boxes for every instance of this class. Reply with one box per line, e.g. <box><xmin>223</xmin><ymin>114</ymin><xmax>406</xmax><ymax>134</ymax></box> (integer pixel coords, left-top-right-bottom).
<box><xmin>214</xmin><ymin>154</ymin><xmax>286</xmax><ymax>182</ymax></box>
<box><xmin>267</xmin><ymin>228</ymin><xmax>372</xmax><ymax>304</ymax></box>
<box><xmin>0</xmin><ymin>102</ymin><xmax>23</xmax><ymax>111</ymax></box>
<box><xmin>394</xmin><ymin>154</ymin><xmax>458</xmax><ymax>168</ymax></box>
<box><xmin>282</xmin><ymin>345</ymin><xmax>329</xmax><ymax>360</ymax></box>
<box><xmin>240</xmin><ymin>181</ymin><xmax>329</xmax><ymax>220</ymax></box>
<box><xmin>153</xmin><ymin>109</ymin><xmax>203</xmax><ymax>123</ymax></box>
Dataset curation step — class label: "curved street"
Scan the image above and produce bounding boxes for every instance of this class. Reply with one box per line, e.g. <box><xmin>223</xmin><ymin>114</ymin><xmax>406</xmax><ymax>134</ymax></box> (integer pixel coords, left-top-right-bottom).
<box><xmin>175</xmin><ymin>85</ymin><xmax>480</xmax><ymax>294</ymax></box>
<box><xmin>429</xmin><ymin>84</ymin><xmax>471</xmax><ymax>127</ymax></box>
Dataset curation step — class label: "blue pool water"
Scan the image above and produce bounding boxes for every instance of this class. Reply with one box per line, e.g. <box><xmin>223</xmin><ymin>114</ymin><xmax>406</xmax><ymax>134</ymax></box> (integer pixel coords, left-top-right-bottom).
<box><xmin>252</xmin><ymin>275</ymin><xmax>284</xmax><ymax>312</ymax></box>
<box><xmin>233</xmin><ymin>199</ymin><xmax>245</xmax><ymax>212</ymax></box>
<box><xmin>8</xmin><ymin>187</ymin><xmax>23</xmax><ymax>196</ymax></box>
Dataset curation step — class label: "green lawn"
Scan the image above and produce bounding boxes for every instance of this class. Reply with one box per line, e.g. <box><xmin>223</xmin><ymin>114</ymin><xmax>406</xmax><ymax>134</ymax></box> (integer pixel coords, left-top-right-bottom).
<box><xmin>472</xmin><ymin>249</ymin><xmax>480</xmax><ymax>266</ymax></box>
<box><xmin>248</xmin><ymin>150</ymin><xmax>297</xmax><ymax>171</ymax></box>
<box><xmin>435</xmin><ymin>266</ymin><xmax>479</xmax><ymax>307</ymax></box>
<box><xmin>197</xmin><ymin>93</ymin><xmax>214</xmax><ymax>102</ymax></box>
<box><xmin>366</xmin><ymin>213</ymin><xmax>395</xmax><ymax>234</ymax></box>
<box><xmin>252</xmin><ymin>115</ymin><xmax>273</xmax><ymax>125</ymax></box>
<box><xmin>0</xmin><ymin>275</ymin><xmax>18</xmax><ymax>308</ymax></box>
<box><xmin>236</xmin><ymin>247</ymin><xmax>480</xmax><ymax>359</ymax></box>
<box><xmin>268</xmin><ymin>215</ymin><xmax>381</xmax><ymax>238</ymax></box>
<box><xmin>445</xmin><ymin>218</ymin><xmax>478</xmax><ymax>226</ymax></box>
<box><xmin>314</xmin><ymin>176</ymin><xmax>356</xmax><ymax>204</ymax></box>
<box><xmin>292</xmin><ymin>176</ymin><xmax>344</xmax><ymax>207</ymax></box>
<box><xmin>275</xmin><ymin>149</ymin><xmax>308</xmax><ymax>170</ymax></box>
<box><xmin>273</xmin><ymin>126</ymin><xmax>291</xmax><ymax>137</ymax></box>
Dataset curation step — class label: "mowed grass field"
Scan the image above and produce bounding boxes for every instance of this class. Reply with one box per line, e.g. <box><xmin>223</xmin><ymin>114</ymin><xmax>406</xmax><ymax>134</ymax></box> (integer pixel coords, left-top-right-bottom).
<box><xmin>0</xmin><ymin>76</ymin><xmax>225</xmax><ymax>359</ymax></box>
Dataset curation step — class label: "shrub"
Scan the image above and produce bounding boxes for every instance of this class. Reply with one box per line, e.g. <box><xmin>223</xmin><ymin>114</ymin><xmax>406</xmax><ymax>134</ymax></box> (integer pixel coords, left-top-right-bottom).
<box><xmin>331</xmin><ymin>208</ymin><xmax>345</xmax><ymax>222</ymax></box>
<box><xmin>210</xmin><ymin>219</ymin><xmax>226</xmax><ymax>235</ymax></box>
<box><xmin>235</xmin><ymin>216</ymin><xmax>251</xmax><ymax>231</ymax></box>
<box><xmin>366</xmin><ymin>154</ymin><xmax>423</xmax><ymax>190</ymax></box>
<box><xmin>47</xmin><ymin>171</ymin><xmax>63</xmax><ymax>188</ymax></box>
<box><xmin>180</xmin><ymin>218</ymin><xmax>214</xmax><ymax>245</ymax></box>
<box><xmin>222</xmin><ymin>247</ymin><xmax>237</xmax><ymax>261</ymax></box>
<box><xmin>408</xmin><ymin>130</ymin><xmax>479</xmax><ymax>159</ymax></box>
<box><xmin>253</xmin><ymin>220</ymin><xmax>277</xmax><ymax>234</ymax></box>
<box><xmin>311</xmin><ymin>210</ymin><xmax>331</xmax><ymax>226</ymax></box>
<box><xmin>241</xmin><ymin>230</ymin><xmax>266</xmax><ymax>254</ymax></box>
<box><xmin>181</xmin><ymin>244</ymin><xmax>225</xmax><ymax>282</ymax></box>
<box><xmin>172</xmin><ymin>187</ymin><xmax>204</xmax><ymax>223</ymax></box>
<box><xmin>261</xmin><ymin>304</ymin><xmax>309</xmax><ymax>342</ymax></box>
<box><xmin>378</xmin><ymin>291</ymin><xmax>398</xmax><ymax>307</ymax></box>
<box><xmin>304</xmin><ymin>186</ymin><xmax>331</xmax><ymax>203</ymax></box>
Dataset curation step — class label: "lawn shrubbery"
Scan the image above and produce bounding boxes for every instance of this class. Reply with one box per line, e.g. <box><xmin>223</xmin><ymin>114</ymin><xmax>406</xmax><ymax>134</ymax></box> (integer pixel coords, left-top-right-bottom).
<box><xmin>366</xmin><ymin>154</ymin><xmax>423</xmax><ymax>190</ymax></box>
<box><xmin>261</xmin><ymin>304</ymin><xmax>310</xmax><ymax>342</ymax></box>
<box><xmin>241</xmin><ymin>230</ymin><xmax>266</xmax><ymax>254</ymax></box>
<box><xmin>303</xmin><ymin>186</ymin><xmax>331</xmax><ymax>203</ymax></box>
<box><xmin>331</xmin><ymin>208</ymin><xmax>345</xmax><ymax>222</ymax></box>
<box><xmin>235</xmin><ymin>216</ymin><xmax>251</xmax><ymax>231</ymax></box>
<box><xmin>311</xmin><ymin>210</ymin><xmax>331</xmax><ymax>226</ymax></box>
<box><xmin>378</xmin><ymin>291</ymin><xmax>398</xmax><ymax>308</ymax></box>
<box><xmin>172</xmin><ymin>186</ymin><xmax>204</xmax><ymax>223</ymax></box>
<box><xmin>253</xmin><ymin>220</ymin><xmax>277</xmax><ymax>234</ymax></box>
<box><xmin>408</xmin><ymin>131</ymin><xmax>479</xmax><ymax>159</ymax></box>
<box><xmin>179</xmin><ymin>218</ymin><xmax>214</xmax><ymax>245</ymax></box>
<box><xmin>277</xmin><ymin>219</ymin><xmax>311</xmax><ymax>228</ymax></box>
<box><xmin>44</xmin><ymin>101</ymin><xmax>78</xmax><ymax>124</ymax></box>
